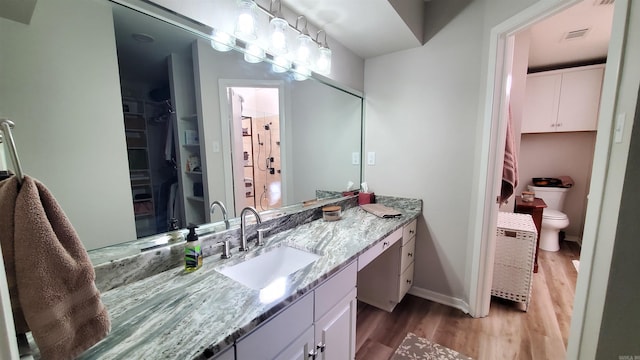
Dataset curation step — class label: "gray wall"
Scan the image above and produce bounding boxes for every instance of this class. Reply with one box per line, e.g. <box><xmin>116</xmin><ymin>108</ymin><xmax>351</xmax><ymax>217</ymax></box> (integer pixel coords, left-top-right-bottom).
<box><xmin>0</xmin><ymin>0</ymin><xmax>136</xmax><ymax>250</ymax></box>
<box><xmin>290</xmin><ymin>81</ymin><xmax>362</xmax><ymax>201</ymax></box>
<box><xmin>363</xmin><ymin>0</ymin><xmax>537</xmax><ymax>303</ymax></box>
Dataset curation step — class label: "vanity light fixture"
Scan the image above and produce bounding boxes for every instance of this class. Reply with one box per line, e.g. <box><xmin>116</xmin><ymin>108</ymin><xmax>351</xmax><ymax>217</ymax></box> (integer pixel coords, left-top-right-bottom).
<box><xmin>268</xmin><ymin>0</ymin><xmax>288</xmax><ymax>55</ymax></box>
<box><xmin>294</xmin><ymin>16</ymin><xmax>313</xmax><ymax>67</ymax></box>
<box><xmin>315</xmin><ymin>30</ymin><xmax>332</xmax><ymax>75</ymax></box>
<box><xmin>211</xmin><ymin>29</ymin><xmax>235</xmax><ymax>52</ymax></box>
<box><xmin>231</xmin><ymin>0</ymin><xmax>333</xmax><ymax>77</ymax></box>
<box><xmin>235</xmin><ymin>0</ymin><xmax>258</xmax><ymax>42</ymax></box>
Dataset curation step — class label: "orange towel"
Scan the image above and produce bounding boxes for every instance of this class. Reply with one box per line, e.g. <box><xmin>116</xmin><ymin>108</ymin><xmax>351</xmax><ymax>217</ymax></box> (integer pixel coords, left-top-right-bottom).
<box><xmin>0</xmin><ymin>175</ymin><xmax>110</xmax><ymax>359</ymax></box>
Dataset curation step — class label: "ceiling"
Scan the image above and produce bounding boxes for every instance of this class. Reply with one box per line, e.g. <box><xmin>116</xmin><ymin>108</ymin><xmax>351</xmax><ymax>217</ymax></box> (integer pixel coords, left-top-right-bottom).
<box><xmin>282</xmin><ymin>0</ymin><xmax>614</xmax><ymax>66</ymax></box>
<box><xmin>280</xmin><ymin>0</ymin><xmax>425</xmax><ymax>59</ymax></box>
<box><xmin>527</xmin><ymin>0</ymin><xmax>614</xmax><ymax>68</ymax></box>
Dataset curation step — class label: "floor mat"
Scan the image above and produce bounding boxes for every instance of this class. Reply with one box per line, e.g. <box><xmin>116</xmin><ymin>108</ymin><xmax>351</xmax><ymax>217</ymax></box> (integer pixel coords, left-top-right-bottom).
<box><xmin>391</xmin><ymin>332</ymin><xmax>473</xmax><ymax>360</ymax></box>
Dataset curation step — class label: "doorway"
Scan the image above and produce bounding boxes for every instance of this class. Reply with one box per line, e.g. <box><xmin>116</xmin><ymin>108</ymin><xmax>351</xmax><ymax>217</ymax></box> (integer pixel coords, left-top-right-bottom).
<box><xmin>471</xmin><ymin>0</ymin><xmax>630</xmax><ymax>357</ymax></box>
<box><xmin>223</xmin><ymin>83</ymin><xmax>285</xmax><ymax>215</ymax></box>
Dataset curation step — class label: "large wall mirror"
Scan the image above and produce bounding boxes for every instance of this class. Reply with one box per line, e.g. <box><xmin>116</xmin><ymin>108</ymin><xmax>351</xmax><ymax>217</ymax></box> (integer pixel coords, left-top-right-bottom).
<box><xmin>0</xmin><ymin>0</ymin><xmax>363</xmax><ymax>251</ymax></box>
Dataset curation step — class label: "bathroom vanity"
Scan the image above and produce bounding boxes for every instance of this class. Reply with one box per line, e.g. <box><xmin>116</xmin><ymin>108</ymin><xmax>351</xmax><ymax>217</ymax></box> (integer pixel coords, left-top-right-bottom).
<box><xmin>73</xmin><ymin>196</ymin><xmax>421</xmax><ymax>359</ymax></box>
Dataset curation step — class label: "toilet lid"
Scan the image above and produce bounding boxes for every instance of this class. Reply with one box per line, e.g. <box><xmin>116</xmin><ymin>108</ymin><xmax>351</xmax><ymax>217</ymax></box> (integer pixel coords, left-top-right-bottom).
<box><xmin>543</xmin><ymin>209</ymin><xmax>567</xmax><ymax>220</ymax></box>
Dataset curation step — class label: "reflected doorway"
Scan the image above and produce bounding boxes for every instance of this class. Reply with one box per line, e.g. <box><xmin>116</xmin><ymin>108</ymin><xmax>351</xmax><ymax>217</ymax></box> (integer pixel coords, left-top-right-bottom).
<box><xmin>227</xmin><ymin>87</ymin><xmax>283</xmax><ymax>214</ymax></box>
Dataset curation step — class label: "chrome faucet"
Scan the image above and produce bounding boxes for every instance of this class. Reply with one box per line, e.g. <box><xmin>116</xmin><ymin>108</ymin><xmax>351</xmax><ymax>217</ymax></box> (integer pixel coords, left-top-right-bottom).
<box><xmin>239</xmin><ymin>206</ymin><xmax>262</xmax><ymax>251</ymax></box>
<box><xmin>210</xmin><ymin>200</ymin><xmax>230</xmax><ymax>230</ymax></box>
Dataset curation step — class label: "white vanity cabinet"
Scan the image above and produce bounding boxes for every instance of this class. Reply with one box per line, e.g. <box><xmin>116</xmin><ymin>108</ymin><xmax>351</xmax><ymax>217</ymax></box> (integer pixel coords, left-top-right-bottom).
<box><xmin>235</xmin><ymin>261</ymin><xmax>357</xmax><ymax>360</ymax></box>
<box><xmin>236</xmin><ymin>292</ymin><xmax>314</xmax><ymax>359</ymax></box>
<box><xmin>357</xmin><ymin>220</ymin><xmax>417</xmax><ymax>312</ymax></box>
<box><xmin>522</xmin><ymin>64</ymin><xmax>604</xmax><ymax>133</ymax></box>
<box><xmin>314</xmin><ymin>261</ymin><xmax>357</xmax><ymax>360</ymax></box>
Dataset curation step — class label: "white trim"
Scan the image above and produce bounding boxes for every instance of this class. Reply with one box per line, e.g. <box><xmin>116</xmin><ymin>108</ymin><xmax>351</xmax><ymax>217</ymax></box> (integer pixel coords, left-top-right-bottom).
<box><xmin>567</xmin><ymin>1</ymin><xmax>632</xmax><ymax>358</ymax></box>
<box><xmin>408</xmin><ymin>287</ymin><xmax>470</xmax><ymax>315</ymax></box>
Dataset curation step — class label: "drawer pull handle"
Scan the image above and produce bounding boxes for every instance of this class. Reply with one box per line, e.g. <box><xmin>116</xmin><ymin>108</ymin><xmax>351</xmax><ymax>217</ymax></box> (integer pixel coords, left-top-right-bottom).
<box><xmin>407</xmin><ymin>252</ymin><xmax>413</xmax><ymax>257</ymax></box>
<box><xmin>409</xmin><ymin>229</ymin><xmax>415</xmax><ymax>234</ymax></box>
<box><xmin>406</xmin><ymin>279</ymin><xmax>412</xmax><ymax>284</ymax></box>
<box><xmin>317</xmin><ymin>343</ymin><xmax>326</xmax><ymax>352</ymax></box>
<box><xmin>383</xmin><ymin>241</ymin><xmax>389</xmax><ymax>247</ymax></box>
<box><xmin>308</xmin><ymin>349</ymin><xmax>318</xmax><ymax>359</ymax></box>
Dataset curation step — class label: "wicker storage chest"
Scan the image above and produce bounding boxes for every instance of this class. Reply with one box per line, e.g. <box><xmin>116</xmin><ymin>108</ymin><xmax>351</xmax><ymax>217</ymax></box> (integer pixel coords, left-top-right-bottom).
<box><xmin>492</xmin><ymin>212</ymin><xmax>538</xmax><ymax>311</ymax></box>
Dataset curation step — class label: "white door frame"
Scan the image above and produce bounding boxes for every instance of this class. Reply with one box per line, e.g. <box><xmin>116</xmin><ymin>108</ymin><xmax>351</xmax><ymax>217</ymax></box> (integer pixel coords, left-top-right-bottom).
<box><xmin>218</xmin><ymin>79</ymin><xmax>287</xmax><ymax>216</ymax></box>
<box><xmin>470</xmin><ymin>0</ymin><xmax>630</xmax><ymax>358</ymax></box>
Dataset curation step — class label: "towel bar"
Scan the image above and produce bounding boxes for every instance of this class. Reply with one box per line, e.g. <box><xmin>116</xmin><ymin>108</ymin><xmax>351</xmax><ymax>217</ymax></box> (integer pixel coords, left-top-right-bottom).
<box><xmin>0</xmin><ymin>119</ymin><xmax>23</xmax><ymax>184</ymax></box>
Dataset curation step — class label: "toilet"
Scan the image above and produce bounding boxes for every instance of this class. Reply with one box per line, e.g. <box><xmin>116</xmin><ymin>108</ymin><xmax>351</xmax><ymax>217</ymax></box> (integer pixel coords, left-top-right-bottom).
<box><xmin>527</xmin><ymin>185</ymin><xmax>570</xmax><ymax>252</ymax></box>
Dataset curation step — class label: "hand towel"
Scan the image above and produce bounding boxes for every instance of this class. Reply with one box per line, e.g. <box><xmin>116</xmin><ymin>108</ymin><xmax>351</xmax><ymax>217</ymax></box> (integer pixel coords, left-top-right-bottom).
<box><xmin>557</xmin><ymin>175</ymin><xmax>574</xmax><ymax>188</ymax></box>
<box><xmin>500</xmin><ymin>106</ymin><xmax>518</xmax><ymax>204</ymax></box>
<box><xmin>0</xmin><ymin>175</ymin><xmax>110</xmax><ymax>359</ymax></box>
<box><xmin>361</xmin><ymin>203</ymin><xmax>402</xmax><ymax>218</ymax></box>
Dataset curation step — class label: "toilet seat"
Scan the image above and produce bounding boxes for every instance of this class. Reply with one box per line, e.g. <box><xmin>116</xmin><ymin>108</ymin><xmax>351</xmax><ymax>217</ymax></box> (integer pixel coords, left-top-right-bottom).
<box><xmin>543</xmin><ymin>209</ymin><xmax>568</xmax><ymax>221</ymax></box>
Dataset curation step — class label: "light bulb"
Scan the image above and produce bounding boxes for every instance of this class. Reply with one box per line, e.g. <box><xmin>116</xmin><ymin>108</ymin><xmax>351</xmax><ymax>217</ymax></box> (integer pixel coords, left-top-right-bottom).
<box><xmin>244</xmin><ymin>42</ymin><xmax>265</xmax><ymax>63</ymax></box>
<box><xmin>293</xmin><ymin>63</ymin><xmax>311</xmax><ymax>81</ymax></box>
<box><xmin>269</xmin><ymin>17</ymin><xmax>288</xmax><ymax>55</ymax></box>
<box><xmin>235</xmin><ymin>0</ymin><xmax>257</xmax><ymax>41</ymax></box>
<box><xmin>272</xmin><ymin>55</ymin><xmax>291</xmax><ymax>73</ymax></box>
<box><xmin>296</xmin><ymin>34</ymin><xmax>313</xmax><ymax>66</ymax></box>
<box><xmin>211</xmin><ymin>30</ymin><xmax>235</xmax><ymax>52</ymax></box>
<box><xmin>315</xmin><ymin>46</ymin><xmax>332</xmax><ymax>75</ymax></box>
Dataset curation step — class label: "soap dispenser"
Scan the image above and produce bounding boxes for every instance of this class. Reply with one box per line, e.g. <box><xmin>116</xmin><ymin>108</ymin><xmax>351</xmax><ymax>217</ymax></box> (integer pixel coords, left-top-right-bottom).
<box><xmin>168</xmin><ymin>218</ymin><xmax>184</xmax><ymax>243</ymax></box>
<box><xmin>184</xmin><ymin>225</ymin><xmax>202</xmax><ymax>272</ymax></box>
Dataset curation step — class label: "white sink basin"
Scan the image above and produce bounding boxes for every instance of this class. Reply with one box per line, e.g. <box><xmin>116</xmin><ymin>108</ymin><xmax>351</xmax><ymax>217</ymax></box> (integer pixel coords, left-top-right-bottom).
<box><xmin>217</xmin><ymin>246</ymin><xmax>321</xmax><ymax>290</ymax></box>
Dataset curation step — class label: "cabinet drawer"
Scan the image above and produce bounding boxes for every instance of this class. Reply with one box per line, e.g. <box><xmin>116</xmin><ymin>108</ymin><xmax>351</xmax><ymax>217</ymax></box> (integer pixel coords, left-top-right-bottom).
<box><xmin>357</xmin><ymin>227</ymin><xmax>402</xmax><ymax>271</ymax></box>
<box><xmin>315</xmin><ymin>261</ymin><xmax>357</xmax><ymax>321</ymax></box>
<box><xmin>400</xmin><ymin>237</ymin><xmax>416</xmax><ymax>273</ymax></box>
<box><xmin>398</xmin><ymin>265</ymin><xmax>415</xmax><ymax>300</ymax></box>
<box><xmin>236</xmin><ymin>292</ymin><xmax>313</xmax><ymax>360</ymax></box>
<box><xmin>402</xmin><ymin>220</ymin><xmax>417</xmax><ymax>245</ymax></box>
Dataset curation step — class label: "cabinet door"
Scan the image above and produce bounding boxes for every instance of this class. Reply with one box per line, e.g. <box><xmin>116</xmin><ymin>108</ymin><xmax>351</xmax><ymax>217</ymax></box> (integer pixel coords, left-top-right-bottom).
<box><xmin>275</xmin><ymin>326</ymin><xmax>315</xmax><ymax>360</ymax></box>
<box><xmin>315</xmin><ymin>288</ymin><xmax>357</xmax><ymax>360</ymax></box>
<box><xmin>556</xmin><ymin>67</ymin><xmax>604</xmax><ymax>132</ymax></box>
<box><xmin>522</xmin><ymin>73</ymin><xmax>562</xmax><ymax>133</ymax></box>
<box><xmin>236</xmin><ymin>293</ymin><xmax>313</xmax><ymax>359</ymax></box>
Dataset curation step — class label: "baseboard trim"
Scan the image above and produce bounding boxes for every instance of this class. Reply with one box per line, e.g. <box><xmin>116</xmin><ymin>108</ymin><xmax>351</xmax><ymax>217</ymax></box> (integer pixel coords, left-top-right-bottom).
<box><xmin>564</xmin><ymin>235</ymin><xmax>582</xmax><ymax>245</ymax></box>
<box><xmin>408</xmin><ymin>287</ymin><xmax>470</xmax><ymax>315</ymax></box>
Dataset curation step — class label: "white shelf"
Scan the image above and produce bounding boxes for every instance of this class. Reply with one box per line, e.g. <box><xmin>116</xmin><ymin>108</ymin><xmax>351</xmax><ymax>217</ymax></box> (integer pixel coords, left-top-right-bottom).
<box><xmin>187</xmin><ymin>196</ymin><xmax>204</xmax><ymax>202</ymax></box>
<box><xmin>182</xmin><ymin>144</ymin><xmax>200</xmax><ymax>148</ymax></box>
<box><xmin>185</xmin><ymin>171</ymin><xmax>202</xmax><ymax>175</ymax></box>
<box><xmin>182</xmin><ymin>114</ymin><xmax>198</xmax><ymax>121</ymax></box>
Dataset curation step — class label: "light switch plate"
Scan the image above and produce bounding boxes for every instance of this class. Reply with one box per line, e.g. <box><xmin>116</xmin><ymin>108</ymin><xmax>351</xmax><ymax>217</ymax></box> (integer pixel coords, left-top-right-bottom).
<box><xmin>351</xmin><ymin>152</ymin><xmax>360</xmax><ymax>165</ymax></box>
<box><xmin>367</xmin><ymin>151</ymin><xmax>376</xmax><ymax>165</ymax></box>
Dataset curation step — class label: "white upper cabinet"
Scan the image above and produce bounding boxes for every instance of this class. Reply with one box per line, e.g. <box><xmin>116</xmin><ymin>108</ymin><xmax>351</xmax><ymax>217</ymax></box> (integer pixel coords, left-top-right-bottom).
<box><xmin>522</xmin><ymin>64</ymin><xmax>604</xmax><ymax>133</ymax></box>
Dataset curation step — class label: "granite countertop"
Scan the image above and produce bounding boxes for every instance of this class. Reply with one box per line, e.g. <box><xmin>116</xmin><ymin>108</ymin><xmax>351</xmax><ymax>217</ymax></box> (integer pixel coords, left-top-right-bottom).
<box><xmin>79</xmin><ymin>198</ymin><xmax>421</xmax><ymax>359</ymax></box>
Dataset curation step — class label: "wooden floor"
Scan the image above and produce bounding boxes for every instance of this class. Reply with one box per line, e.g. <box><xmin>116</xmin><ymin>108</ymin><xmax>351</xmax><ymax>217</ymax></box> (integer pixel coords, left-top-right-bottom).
<box><xmin>355</xmin><ymin>240</ymin><xmax>581</xmax><ymax>360</ymax></box>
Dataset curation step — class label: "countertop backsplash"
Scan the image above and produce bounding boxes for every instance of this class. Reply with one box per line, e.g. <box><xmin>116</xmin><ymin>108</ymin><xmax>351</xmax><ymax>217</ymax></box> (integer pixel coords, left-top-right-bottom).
<box><xmin>92</xmin><ymin>195</ymin><xmax>361</xmax><ymax>292</ymax></box>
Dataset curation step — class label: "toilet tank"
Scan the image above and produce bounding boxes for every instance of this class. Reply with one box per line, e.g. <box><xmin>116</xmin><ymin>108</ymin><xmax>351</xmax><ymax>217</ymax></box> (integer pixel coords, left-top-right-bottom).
<box><xmin>527</xmin><ymin>185</ymin><xmax>570</xmax><ymax>211</ymax></box>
